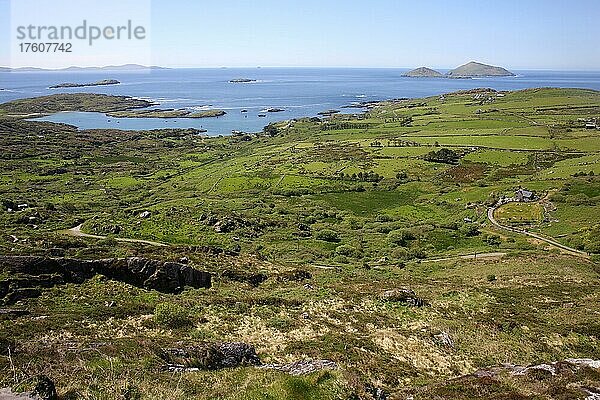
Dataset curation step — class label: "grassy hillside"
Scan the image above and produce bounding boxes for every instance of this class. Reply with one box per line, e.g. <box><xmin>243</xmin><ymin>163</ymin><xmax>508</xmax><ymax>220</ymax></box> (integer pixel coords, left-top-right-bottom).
<box><xmin>0</xmin><ymin>87</ymin><xmax>599</xmax><ymax>398</ymax></box>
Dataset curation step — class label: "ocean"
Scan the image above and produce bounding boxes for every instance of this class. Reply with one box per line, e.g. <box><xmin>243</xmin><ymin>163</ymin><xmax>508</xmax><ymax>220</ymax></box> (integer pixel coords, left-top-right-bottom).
<box><xmin>1</xmin><ymin>68</ymin><xmax>600</xmax><ymax>136</ymax></box>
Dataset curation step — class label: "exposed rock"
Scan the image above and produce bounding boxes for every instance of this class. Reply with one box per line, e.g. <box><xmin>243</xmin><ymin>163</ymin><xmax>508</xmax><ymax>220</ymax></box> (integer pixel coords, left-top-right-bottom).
<box><xmin>277</xmin><ymin>269</ymin><xmax>312</xmax><ymax>282</ymax></box>
<box><xmin>0</xmin><ymin>256</ymin><xmax>211</xmax><ymax>304</ymax></box>
<box><xmin>261</xmin><ymin>359</ymin><xmax>337</xmax><ymax>376</ymax></box>
<box><xmin>409</xmin><ymin>359</ymin><xmax>600</xmax><ymax>399</ymax></box>
<box><xmin>433</xmin><ymin>331</ymin><xmax>454</xmax><ymax>348</ymax></box>
<box><xmin>380</xmin><ymin>288</ymin><xmax>427</xmax><ymax>307</ymax></box>
<box><xmin>139</xmin><ymin>211</ymin><xmax>151</xmax><ymax>219</ymax></box>
<box><xmin>0</xmin><ymin>375</ymin><xmax>57</xmax><ymax>400</ymax></box>
<box><xmin>229</xmin><ymin>79</ymin><xmax>257</xmax><ymax>83</ymax></box>
<box><xmin>266</xmin><ymin>108</ymin><xmax>285</xmax><ymax>113</ymax></box>
<box><xmin>31</xmin><ymin>376</ymin><xmax>57</xmax><ymax>400</ymax></box>
<box><xmin>162</xmin><ymin>342</ymin><xmax>261</xmax><ymax>371</ymax></box>
<box><xmin>0</xmin><ymin>308</ymin><xmax>30</xmax><ymax>317</ymax></box>
<box><xmin>222</xmin><ymin>269</ymin><xmax>267</xmax><ymax>287</ymax></box>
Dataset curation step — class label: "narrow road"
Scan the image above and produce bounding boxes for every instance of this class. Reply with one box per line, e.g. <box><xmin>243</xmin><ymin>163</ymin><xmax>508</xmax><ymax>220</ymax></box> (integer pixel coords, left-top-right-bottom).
<box><xmin>487</xmin><ymin>206</ymin><xmax>588</xmax><ymax>258</ymax></box>
<box><xmin>61</xmin><ymin>224</ymin><xmax>168</xmax><ymax>247</ymax></box>
<box><xmin>421</xmin><ymin>252</ymin><xmax>507</xmax><ymax>263</ymax></box>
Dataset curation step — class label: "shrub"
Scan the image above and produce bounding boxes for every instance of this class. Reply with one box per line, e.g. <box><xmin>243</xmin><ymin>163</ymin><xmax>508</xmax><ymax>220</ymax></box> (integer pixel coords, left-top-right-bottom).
<box><xmin>153</xmin><ymin>302</ymin><xmax>191</xmax><ymax>328</ymax></box>
<box><xmin>388</xmin><ymin>229</ymin><xmax>416</xmax><ymax>246</ymax></box>
<box><xmin>315</xmin><ymin>229</ymin><xmax>340</xmax><ymax>242</ymax></box>
<box><xmin>336</xmin><ymin>244</ymin><xmax>357</xmax><ymax>257</ymax></box>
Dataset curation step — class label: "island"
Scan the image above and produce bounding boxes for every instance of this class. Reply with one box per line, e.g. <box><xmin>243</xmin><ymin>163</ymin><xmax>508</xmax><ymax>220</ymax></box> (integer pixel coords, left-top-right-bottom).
<box><xmin>0</xmin><ymin>93</ymin><xmax>153</xmax><ymax>114</ymax></box>
<box><xmin>107</xmin><ymin>108</ymin><xmax>226</xmax><ymax>119</ymax></box>
<box><xmin>229</xmin><ymin>78</ymin><xmax>257</xmax><ymax>83</ymax></box>
<box><xmin>266</xmin><ymin>108</ymin><xmax>285</xmax><ymax>113</ymax></box>
<box><xmin>0</xmin><ymin>93</ymin><xmax>226</xmax><ymax>119</ymax></box>
<box><xmin>49</xmin><ymin>79</ymin><xmax>121</xmax><ymax>89</ymax></box>
<box><xmin>447</xmin><ymin>61</ymin><xmax>515</xmax><ymax>78</ymax></box>
<box><xmin>317</xmin><ymin>109</ymin><xmax>341</xmax><ymax>116</ymax></box>
<box><xmin>402</xmin><ymin>67</ymin><xmax>444</xmax><ymax>78</ymax></box>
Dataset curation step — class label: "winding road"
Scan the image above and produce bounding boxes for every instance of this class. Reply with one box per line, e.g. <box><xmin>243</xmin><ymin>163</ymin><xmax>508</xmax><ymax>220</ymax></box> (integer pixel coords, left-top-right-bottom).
<box><xmin>61</xmin><ymin>224</ymin><xmax>168</xmax><ymax>247</ymax></box>
<box><xmin>487</xmin><ymin>206</ymin><xmax>588</xmax><ymax>258</ymax></box>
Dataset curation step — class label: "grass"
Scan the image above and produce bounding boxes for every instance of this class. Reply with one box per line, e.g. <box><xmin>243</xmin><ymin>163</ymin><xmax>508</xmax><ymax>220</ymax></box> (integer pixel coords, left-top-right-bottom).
<box><xmin>494</xmin><ymin>202</ymin><xmax>544</xmax><ymax>225</ymax></box>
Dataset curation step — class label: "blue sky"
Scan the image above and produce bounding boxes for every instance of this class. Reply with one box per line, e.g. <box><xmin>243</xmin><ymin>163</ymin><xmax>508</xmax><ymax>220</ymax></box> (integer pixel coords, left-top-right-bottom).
<box><xmin>1</xmin><ymin>0</ymin><xmax>600</xmax><ymax>69</ymax></box>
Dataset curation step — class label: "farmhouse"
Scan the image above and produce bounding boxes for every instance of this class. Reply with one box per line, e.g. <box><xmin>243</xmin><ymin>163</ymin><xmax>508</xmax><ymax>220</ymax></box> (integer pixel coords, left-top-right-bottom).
<box><xmin>515</xmin><ymin>188</ymin><xmax>534</xmax><ymax>202</ymax></box>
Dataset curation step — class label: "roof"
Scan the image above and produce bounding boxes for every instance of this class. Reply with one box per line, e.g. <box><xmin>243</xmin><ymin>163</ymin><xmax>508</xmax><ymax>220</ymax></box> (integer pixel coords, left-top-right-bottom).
<box><xmin>517</xmin><ymin>189</ymin><xmax>533</xmax><ymax>198</ymax></box>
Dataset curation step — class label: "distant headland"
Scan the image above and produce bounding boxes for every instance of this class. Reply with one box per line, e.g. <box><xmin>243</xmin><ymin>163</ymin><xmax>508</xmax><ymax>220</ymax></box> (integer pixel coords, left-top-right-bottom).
<box><xmin>0</xmin><ymin>64</ymin><xmax>169</xmax><ymax>72</ymax></box>
<box><xmin>403</xmin><ymin>61</ymin><xmax>515</xmax><ymax>78</ymax></box>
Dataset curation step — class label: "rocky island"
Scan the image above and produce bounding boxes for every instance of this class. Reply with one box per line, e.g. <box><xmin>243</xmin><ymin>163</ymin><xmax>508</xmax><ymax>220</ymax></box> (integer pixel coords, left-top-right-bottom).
<box><xmin>403</xmin><ymin>67</ymin><xmax>444</xmax><ymax>78</ymax></box>
<box><xmin>403</xmin><ymin>62</ymin><xmax>515</xmax><ymax>79</ymax></box>
<box><xmin>107</xmin><ymin>108</ymin><xmax>227</xmax><ymax>119</ymax></box>
<box><xmin>49</xmin><ymin>79</ymin><xmax>121</xmax><ymax>89</ymax></box>
<box><xmin>447</xmin><ymin>61</ymin><xmax>515</xmax><ymax>78</ymax></box>
<box><xmin>229</xmin><ymin>78</ymin><xmax>257</xmax><ymax>83</ymax></box>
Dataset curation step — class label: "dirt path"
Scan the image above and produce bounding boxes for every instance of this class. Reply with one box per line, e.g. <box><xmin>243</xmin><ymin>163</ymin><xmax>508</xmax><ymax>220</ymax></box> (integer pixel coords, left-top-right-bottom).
<box><xmin>487</xmin><ymin>206</ymin><xmax>588</xmax><ymax>258</ymax></box>
<box><xmin>421</xmin><ymin>252</ymin><xmax>507</xmax><ymax>263</ymax></box>
<box><xmin>61</xmin><ymin>224</ymin><xmax>168</xmax><ymax>247</ymax></box>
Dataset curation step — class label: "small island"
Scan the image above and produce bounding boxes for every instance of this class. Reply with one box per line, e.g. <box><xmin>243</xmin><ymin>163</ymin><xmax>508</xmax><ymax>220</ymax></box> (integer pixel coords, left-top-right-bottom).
<box><xmin>107</xmin><ymin>108</ymin><xmax>226</xmax><ymax>119</ymax></box>
<box><xmin>317</xmin><ymin>109</ymin><xmax>341</xmax><ymax>116</ymax></box>
<box><xmin>229</xmin><ymin>78</ymin><xmax>257</xmax><ymax>83</ymax></box>
<box><xmin>266</xmin><ymin>108</ymin><xmax>285</xmax><ymax>113</ymax></box>
<box><xmin>402</xmin><ymin>67</ymin><xmax>444</xmax><ymax>78</ymax></box>
<box><xmin>447</xmin><ymin>61</ymin><xmax>515</xmax><ymax>78</ymax></box>
<box><xmin>49</xmin><ymin>79</ymin><xmax>121</xmax><ymax>89</ymax></box>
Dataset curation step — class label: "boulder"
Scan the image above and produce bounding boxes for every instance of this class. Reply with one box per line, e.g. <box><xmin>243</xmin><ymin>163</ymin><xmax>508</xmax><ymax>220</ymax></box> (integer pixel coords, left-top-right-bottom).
<box><xmin>0</xmin><ymin>375</ymin><xmax>56</xmax><ymax>400</ymax></box>
<box><xmin>162</xmin><ymin>342</ymin><xmax>261</xmax><ymax>371</ymax></box>
<box><xmin>380</xmin><ymin>288</ymin><xmax>427</xmax><ymax>307</ymax></box>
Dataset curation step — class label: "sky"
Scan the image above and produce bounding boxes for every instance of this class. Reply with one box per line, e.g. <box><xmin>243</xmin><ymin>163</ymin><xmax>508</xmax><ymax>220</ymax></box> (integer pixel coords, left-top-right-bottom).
<box><xmin>1</xmin><ymin>0</ymin><xmax>599</xmax><ymax>70</ymax></box>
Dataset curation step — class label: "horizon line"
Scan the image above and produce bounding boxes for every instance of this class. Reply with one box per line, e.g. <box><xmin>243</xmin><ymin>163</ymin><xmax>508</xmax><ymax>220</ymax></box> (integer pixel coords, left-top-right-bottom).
<box><xmin>2</xmin><ymin>64</ymin><xmax>600</xmax><ymax>73</ymax></box>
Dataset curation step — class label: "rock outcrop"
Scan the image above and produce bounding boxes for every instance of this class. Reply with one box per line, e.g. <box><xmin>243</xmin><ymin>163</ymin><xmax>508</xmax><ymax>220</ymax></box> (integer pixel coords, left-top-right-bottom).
<box><xmin>380</xmin><ymin>288</ymin><xmax>427</xmax><ymax>307</ymax></box>
<box><xmin>0</xmin><ymin>256</ymin><xmax>211</xmax><ymax>304</ymax></box>
<box><xmin>0</xmin><ymin>375</ymin><xmax>57</xmax><ymax>400</ymax></box>
<box><xmin>162</xmin><ymin>342</ymin><xmax>261</xmax><ymax>371</ymax></box>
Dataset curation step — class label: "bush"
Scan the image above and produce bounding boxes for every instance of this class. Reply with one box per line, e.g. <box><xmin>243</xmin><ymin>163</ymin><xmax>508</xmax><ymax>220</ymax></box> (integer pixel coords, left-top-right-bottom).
<box><xmin>336</xmin><ymin>244</ymin><xmax>357</xmax><ymax>257</ymax></box>
<box><xmin>153</xmin><ymin>302</ymin><xmax>191</xmax><ymax>328</ymax></box>
<box><xmin>387</xmin><ymin>229</ymin><xmax>416</xmax><ymax>246</ymax></box>
<box><xmin>315</xmin><ymin>229</ymin><xmax>340</xmax><ymax>242</ymax></box>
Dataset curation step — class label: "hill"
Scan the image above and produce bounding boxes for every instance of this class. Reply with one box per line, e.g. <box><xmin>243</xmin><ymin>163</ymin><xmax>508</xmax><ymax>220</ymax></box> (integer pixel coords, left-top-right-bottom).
<box><xmin>447</xmin><ymin>61</ymin><xmax>515</xmax><ymax>78</ymax></box>
<box><xmin>403</xmin><ymin>67</ymin><xmax>444</xmax><ymax>78</ymax></box>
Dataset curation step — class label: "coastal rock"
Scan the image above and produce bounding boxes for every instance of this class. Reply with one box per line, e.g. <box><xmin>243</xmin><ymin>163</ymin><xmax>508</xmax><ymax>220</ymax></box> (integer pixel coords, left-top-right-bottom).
<box><xmin>229</xmin><ymin>78</ymin><xmax>257</xmax><ymax>83</ymax></box>
<box><xmin>0</xmin><ymin>256</ymin><xmax>212</xmax><ymax>304</ymax></box>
